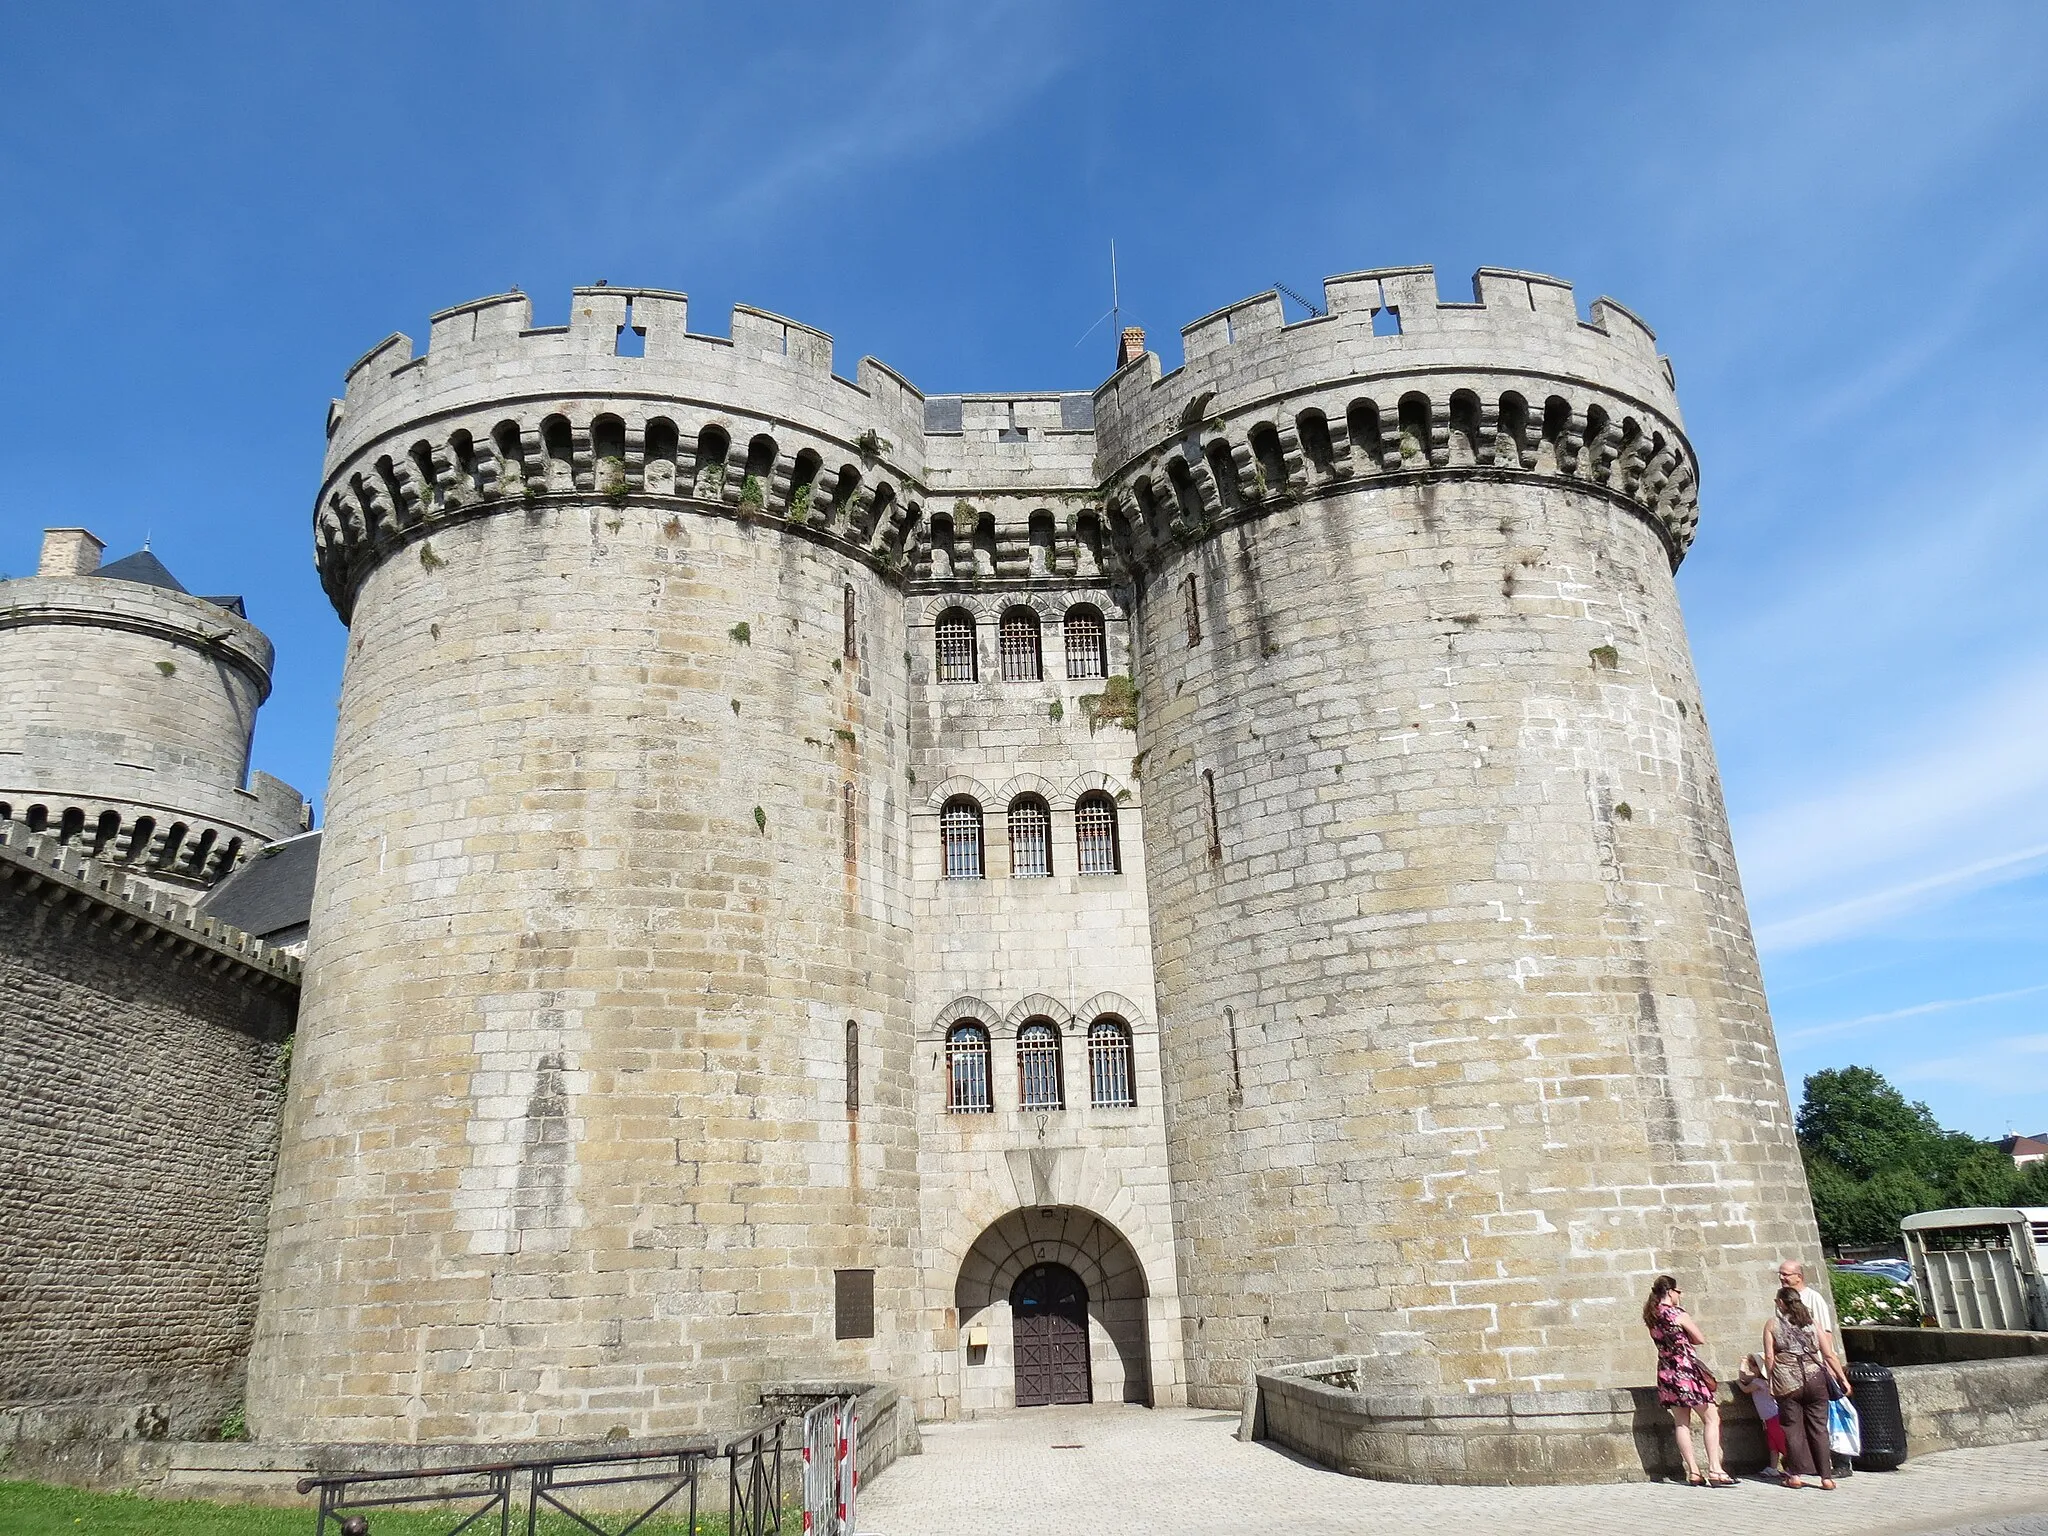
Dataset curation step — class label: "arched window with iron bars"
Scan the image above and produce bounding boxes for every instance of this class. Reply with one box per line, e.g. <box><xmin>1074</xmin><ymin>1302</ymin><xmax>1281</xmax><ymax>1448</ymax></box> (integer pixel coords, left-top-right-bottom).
<box><xmin>1018</xmin><ymin>1019</ymin><xmax>1063</xmax><ymax>1110</ymax></box>
<box><xmin>1064</xmin><ymin>605</ymin><xmax>1106</xmax><ymax>679</ymax></box>
<box><xmin>947</xmin><ymin>1023</ymin><xmax>992</xmax><ymax>1113</ymax></box>
<box><xmin>999</xmin><ymin>607</ymin><xmax>1042</xmax><ymax>682</ymax></box>
<box><xmin>1008</xmin><ymin>795</ymin><xmax>1052</xmax><ymax>878</ymax></box>
<box><xmin>936</xmin><ymin>608</ymin><xmax>978</xmax><ymax>682</ymax></box>
<box><xmin>1088</xmin><ymin>1017</ymin><xmax>1135</xmax><ymax>1108</ymax></box>
<box><xmin>1075</xmin><ymin>792</ymin><xmax>1120</xmax><ymax>875</ymax></box>
<box><xmin>941</xmin><ymin>796</ymin><xmax>985</xmax><ymax>879</ymax></box>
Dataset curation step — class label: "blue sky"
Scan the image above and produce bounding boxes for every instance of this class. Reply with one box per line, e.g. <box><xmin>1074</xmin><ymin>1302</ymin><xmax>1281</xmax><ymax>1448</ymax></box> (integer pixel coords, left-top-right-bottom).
<box><xmin>3</xmin><ymin>4</ymin><xmax>2044</xmax><ymax>1137</ymax></box>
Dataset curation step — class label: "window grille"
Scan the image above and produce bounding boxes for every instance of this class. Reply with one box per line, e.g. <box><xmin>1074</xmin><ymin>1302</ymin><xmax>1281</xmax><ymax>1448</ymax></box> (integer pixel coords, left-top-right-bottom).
<box><xmin>1000</xmin><ymin>609</ymin><xmax>1042</xmax><ymax>682</ymax></box>
<box><xmin>941</xmin><ymin>797</ymin><xmax>984</xmax><ymax>879</ymax></box>
<box><xmin>1018</xmin><ymin>1021</ymin><xmax>1063</xmax><ymax>1110</ymax></box>
<box><xmin>936</xmin><ymin>610</ymin><xmax>977</xmax><ymax>682</ymax></box>
<box><xmin>1088</xmin><ymin>1018</ymin><xmax>1135</xmax><ymax>1108</ymax></box>
<box><xmin>1076</xmin><ymin>793</ymin><xmax>1120</xmax><ymax>875</ymax></box>
<box><xmin>1064</xmin><ymin>607</ymin><xmax>1107</xmax><ymax>679</ymax></box>
<box><xmin>947</xmin><ymin>1024</ymin><xmax>992</xmax><ymax>1112</ymax></box>
<box><xmin>1008</xmin><ymin>797</ymin><xmax>1052</xmax><ymax>878</ymax></box>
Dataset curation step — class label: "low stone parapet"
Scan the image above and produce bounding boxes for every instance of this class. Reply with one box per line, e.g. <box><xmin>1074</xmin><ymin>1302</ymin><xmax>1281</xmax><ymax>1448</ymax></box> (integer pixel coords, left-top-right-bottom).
<box><xmin>1254</xmin><ymin>1357</ymin><xmax>1769</xmax><ymax>1485</ymax></box>
<box><xmin>1846</xmin><ymin>1326</ymin><xmax>2048</xmax><ymax>1455</ymax></box>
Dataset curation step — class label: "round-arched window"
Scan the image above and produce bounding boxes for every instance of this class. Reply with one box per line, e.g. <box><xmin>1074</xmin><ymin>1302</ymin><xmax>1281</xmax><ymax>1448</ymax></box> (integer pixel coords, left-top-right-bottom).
<box><xmin>1088</xmin><ymin>1017</ymin><xmax>1135</xmax><ymax>1108</ymax></box>
<box><xmin>936</xmin><ymin>609</ymin><xmax>978</xmax><ymax>682</ymax></box>
<box><xmin>1018</xmin><ymin>1019</ymin><xmax>1063</xmax><ymax>1110</ymax></box>
<box><xmin>1000</xmin><ymin>607</ymin><xmax>1043</xmax><ymax>682</ymax></box>
<box><xmin>1008</xmin><ymin>796</ymin><xmax>1052</xmax><ymax>878</ymax></box>
<box><xmin>1076</xmin><ymin>792</ymin><xmax>1120</xmax><ymax>875</ymax></box>
<box><xmin>947</xmin><ymin>1023</ymin><xmax>992</xmax><ymax>1113</ymax></box>
<box><xmin>941</xmin><ymin>796</ymin><xmax>985</xmax><ymax>879</ymax></box>
<box><xmin>1064</xmin><ymin>605</ymin><xmax>1106</xmax><ymax>680</ymax></box>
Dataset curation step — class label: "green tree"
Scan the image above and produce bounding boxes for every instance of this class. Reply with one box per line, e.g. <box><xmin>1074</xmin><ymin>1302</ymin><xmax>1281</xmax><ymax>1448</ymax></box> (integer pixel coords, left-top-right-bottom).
<box><xmin>1796</xmin><ymin>1065</ymin><xmax>1948</xmax><ymax>1181</ymax></box>
<box><xmin>1802</xmin><ymin>1151</ymin><xmax>1866</xmax><ymax>1244</ymax></box>
<box><xmin>1795</xmin><ymin>1064</ymin><xmax>2032</xmax><ymax>1250</ymax></box>
<box><xmin>1855</xmin><ymin>1167</ymin><xmax>1945</xmax><ymax>1246</ymax></box>
<box><xmin>1947</xmin><ymin>1145</ymin><xmax>2024</xmax><ymax>1209</ymax></box>
<box><xmin>2018</xmin><ymin>1158</ymin><xmax>2048</xmax><ymax>1206</ymax></box>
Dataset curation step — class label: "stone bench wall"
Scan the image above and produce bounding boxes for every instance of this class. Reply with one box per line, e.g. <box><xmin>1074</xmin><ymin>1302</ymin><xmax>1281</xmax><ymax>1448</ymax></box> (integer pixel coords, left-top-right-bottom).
<box><xmin>1255</xmin><ymin>1357</ymin><xmax>1770</xmax><ymax>1485</ymax></box>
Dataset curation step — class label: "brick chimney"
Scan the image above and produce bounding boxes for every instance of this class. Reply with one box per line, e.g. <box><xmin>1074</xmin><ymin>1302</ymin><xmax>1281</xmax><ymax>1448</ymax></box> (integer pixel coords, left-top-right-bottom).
<box><xmin>38</xmin><ymin>527</ymin><xmax>104</xmax><ymax>577</ymax></box>
<box><xmin>1116</xmin><ymin>326</ymin><xmax>1147</xmax><ymax>371</ymax></box>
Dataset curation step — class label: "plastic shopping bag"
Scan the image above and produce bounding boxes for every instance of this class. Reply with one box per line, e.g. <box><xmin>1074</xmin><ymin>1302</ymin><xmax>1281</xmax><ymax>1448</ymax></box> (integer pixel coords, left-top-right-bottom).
<box><xmin>1828</xmin><ymin>1396</ymin><xmax>1861</xmax><ymax>1458</ymax></box>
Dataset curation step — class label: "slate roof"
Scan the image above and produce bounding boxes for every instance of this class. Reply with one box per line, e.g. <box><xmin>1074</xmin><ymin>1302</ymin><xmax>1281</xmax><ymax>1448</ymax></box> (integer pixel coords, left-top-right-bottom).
<box><xmin>93</xmin><ymin>548</ymin><xmax>247</xmax><ymax>615</ymax></box>
<box><xmin>197</xmin><ymin>829</ymin><xmax>321</xmax><ymax>940</ymax></box>
<box><xmin>95</xmin><ymin>549</ymin><xmax>188</xmax><ymax>592</ymax></box>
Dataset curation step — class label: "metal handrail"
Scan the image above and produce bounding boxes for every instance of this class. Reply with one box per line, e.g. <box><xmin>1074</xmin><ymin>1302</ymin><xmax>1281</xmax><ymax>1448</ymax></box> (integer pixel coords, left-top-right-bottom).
<box><xmin>297</xmin><ymin>1421</ymin><xmax>787</xmax><ymax>1536</ymax></box>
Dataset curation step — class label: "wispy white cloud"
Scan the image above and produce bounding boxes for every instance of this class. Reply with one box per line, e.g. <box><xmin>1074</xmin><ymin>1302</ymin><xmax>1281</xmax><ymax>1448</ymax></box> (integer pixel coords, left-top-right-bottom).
<box><xmin>1712</xmin><ymin>396</ymin><xmax>2048</xmax><ymax>955</ymax></box>
<box><xmin>1899</xmin><ymin>1033</ymin><xmax>2048</xmax><ymax>1099</ymax></box>
<box><xmin>1742</xmin><ymin>653</ymin><xmax>2048</xmax><ymax>951</ymax></box>
<box><xmin>615</xmin><ymin>6</ymin><xmax>1069</xmax><ymax>244</ymax></box>
<box><xmin>1758</xmin><ymin>846</ymin><xmax>2048</xmax><ymax>954</ymax></box>
<box><xmin>1795</xmin><ymin>212</ymin><xmax>2046</xmax><ymax>438</ymax></box>
<box><xmin>1663</xmin><ymin>15</ymin><xmax>2044</xmax><ymax>358</ymax></box>
<box><xmin>1779</xmin><ymin>982</ymin><xmax>2048</xmax><ymax>1049</ymax></box>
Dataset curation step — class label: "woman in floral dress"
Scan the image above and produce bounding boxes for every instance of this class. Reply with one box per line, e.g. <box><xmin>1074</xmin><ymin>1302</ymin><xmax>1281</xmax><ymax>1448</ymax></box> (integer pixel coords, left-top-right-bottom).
<box><xmin>1644</xmin><ymin>1274</ymin><xmax>1732</xmax><ymax>1486</ymax></box>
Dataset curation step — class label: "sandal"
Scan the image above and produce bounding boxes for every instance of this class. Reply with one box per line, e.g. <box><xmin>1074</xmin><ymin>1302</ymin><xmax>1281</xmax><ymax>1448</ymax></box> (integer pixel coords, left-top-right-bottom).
<box><xmin>1783</xmin><ymin>1477</ymin><xmax>1806</xmax><ymax>1489</ymax></box>
<box><xmin>1686</xmin><ymin>1472</ymin><xmax>1707</xmax><ymax>1487</ymax></box>
<box><xmin>1707</xmin><ymin>1473</ymin><xmax>1736</xmax><ymax>1487</ymax></box>
<box><xmin>1819</xmin><ymin>1479</ymin><xmax>1837</xmax><ymax>1491</ymax></box>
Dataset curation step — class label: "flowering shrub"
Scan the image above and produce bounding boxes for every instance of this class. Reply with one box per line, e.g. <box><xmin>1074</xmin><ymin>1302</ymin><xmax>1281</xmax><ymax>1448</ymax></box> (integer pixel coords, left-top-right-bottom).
<box><xmin>1831</xmin><ymin>1269</ymin><xmax>1923</xmax><ymax>1326</ymax></box>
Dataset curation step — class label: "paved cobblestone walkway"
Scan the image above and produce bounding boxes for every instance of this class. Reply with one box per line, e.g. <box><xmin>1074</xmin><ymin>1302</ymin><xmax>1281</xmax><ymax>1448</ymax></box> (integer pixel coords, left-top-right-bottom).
<box><xmin>859</xmin><ymin>1405</ymin><xmax>2048</xmax><ymax>1536</ymax></box>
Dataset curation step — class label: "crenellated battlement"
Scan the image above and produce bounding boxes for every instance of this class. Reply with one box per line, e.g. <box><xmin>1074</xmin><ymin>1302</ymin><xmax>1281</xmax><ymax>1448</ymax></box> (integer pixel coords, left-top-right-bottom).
<box><xmin>1093</xmin><ymin>265</ymin><xmax>1679</xmax><ymax>473</ymax></box>
<box><xmin>337</xmin><ymin>288</ymin><xmax>921</xmax><ymax>438</ymax></box>
<box><xmin>0</xmin><ymin>819</ymin><xmax>301</xmax><ymax>987</ymax></box>
<box><xmin>318</xmin><ymin>286</ymin><xmax>937</xmax><ymax>619</ymax></box>
<box><xmin>1090</xmin><ymin>265</ymin><xmax>1697</xmax><ymax>575</ymax></box>
<box><xmin>316</xmin><ymin>266</ymin><xmax>1696</xmax><ymax>616</ymax></box>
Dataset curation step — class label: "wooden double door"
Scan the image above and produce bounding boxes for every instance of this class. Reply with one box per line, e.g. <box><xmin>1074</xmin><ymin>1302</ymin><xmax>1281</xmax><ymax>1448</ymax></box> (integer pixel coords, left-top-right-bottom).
<box><xmin>1011</xmin><ymin>1262</ymin><xmax>1091</xmax><ymax>1407</ymax></box>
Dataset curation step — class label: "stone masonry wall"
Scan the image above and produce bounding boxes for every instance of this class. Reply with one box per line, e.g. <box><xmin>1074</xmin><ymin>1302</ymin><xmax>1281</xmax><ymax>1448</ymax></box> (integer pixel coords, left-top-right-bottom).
<box><xmin>1129</xmin><ymin>475</ymin><xmax>1820</xmax><ymax>1406</ymax></box>
<box><xmin>248</xmin><ymin>497</ymin><xmax>923</xmax><ymax>1443</ymax></box>
<box><xmin>0</xmin><ymin>830</ymin><xmax>297</xmax><ymax>1437</ymax></box>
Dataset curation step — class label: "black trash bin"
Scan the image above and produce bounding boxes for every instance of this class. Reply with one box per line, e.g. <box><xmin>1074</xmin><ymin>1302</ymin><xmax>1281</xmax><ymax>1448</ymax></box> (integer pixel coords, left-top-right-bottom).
<box><xmin>1849</xmin><ymin>1359</ymin><xmax>1908</xmax><ymax>1471</ymax></box>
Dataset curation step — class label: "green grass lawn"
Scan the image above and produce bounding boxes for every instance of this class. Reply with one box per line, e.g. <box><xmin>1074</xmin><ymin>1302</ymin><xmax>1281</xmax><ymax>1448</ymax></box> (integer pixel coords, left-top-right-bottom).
<box><xmin>0</xmin><ymin>1480</ymin><xmax>752</xmax><ymax>1535</ymax></box>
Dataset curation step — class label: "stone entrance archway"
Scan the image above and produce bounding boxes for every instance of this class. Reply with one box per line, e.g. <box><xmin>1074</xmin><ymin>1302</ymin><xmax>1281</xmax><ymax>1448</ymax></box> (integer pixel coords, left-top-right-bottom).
<box><xmin>954</xmin><ymin>1206</ymin><xmax>1149</xmax><ymax>1414</ymax></box>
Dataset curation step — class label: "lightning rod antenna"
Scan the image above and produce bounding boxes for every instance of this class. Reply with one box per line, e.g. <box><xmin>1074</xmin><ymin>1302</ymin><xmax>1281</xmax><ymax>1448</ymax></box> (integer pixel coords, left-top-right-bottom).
<box><xmin>1275</xmin><ymin>279</ymin><xmax>1325</xmax><ymax>318</ymax></box>
<box><xmin>1072</xmin><ymin>236</ymin><xmax>1126</xmax><ymax>352</ymax></box>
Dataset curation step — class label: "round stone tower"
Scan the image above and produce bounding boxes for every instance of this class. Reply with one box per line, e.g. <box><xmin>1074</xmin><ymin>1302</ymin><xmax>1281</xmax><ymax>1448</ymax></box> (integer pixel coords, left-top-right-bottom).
<box><xmin>1094</xmin><ymin>269</ymin><xmax>1820</xmax><ymax>1449</ymax></box>
<box><xmin>247</xmin><ymin>290</ymin><xmax>927</xmax><ymax>1441</ymax></box>
<box><xmin>0</xmin><ymin>528</ymin><xmax>308</xmax><ymax>891</ymax></box>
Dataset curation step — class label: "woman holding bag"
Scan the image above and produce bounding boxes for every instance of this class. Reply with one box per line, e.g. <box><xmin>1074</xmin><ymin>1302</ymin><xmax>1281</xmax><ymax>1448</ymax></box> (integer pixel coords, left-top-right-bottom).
<box><xmin>1763</xmin><ymin>1285</ymin><xmax>1851</xmax><ymax>1489</ymax></box>
<box><xmin>1644</xmin><ymin>1275</ymin><xmax>1733</xmax><ymax>1486</ymax></box>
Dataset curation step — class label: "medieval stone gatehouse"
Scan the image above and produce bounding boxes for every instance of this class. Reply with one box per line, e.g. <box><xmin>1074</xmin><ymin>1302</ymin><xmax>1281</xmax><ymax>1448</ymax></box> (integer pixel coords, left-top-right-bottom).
<box><xmin>2</xmin><ymin>265</ymin><xmax>1822</xmax><ymax>1482</ymax></box>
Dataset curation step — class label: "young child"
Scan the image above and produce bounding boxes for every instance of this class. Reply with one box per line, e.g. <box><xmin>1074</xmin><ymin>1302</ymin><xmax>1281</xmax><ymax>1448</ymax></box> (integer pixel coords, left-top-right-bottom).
<box><xmin>1737</xmin><ymin>1353</ymin><xmax>1787</xmax><ymax>1478</ymax></box>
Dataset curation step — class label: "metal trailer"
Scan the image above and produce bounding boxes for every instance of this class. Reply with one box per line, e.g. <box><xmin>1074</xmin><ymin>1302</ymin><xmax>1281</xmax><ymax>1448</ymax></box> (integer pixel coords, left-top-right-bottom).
<box><xmin>1901</xmin><ymin>1207</ymin><xmax>2048</xmax><ymax>1331</ymax></box>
